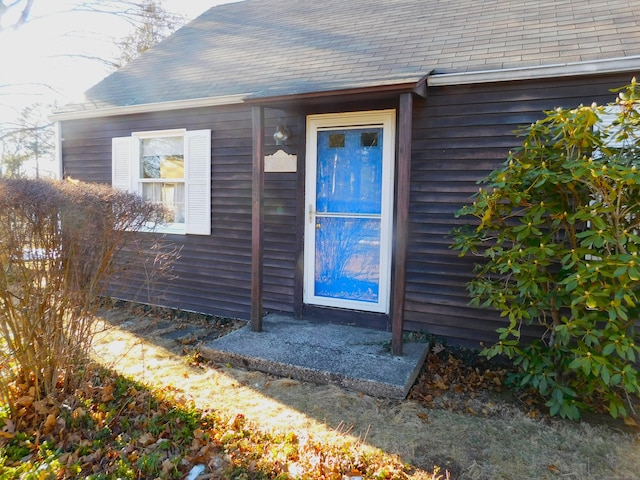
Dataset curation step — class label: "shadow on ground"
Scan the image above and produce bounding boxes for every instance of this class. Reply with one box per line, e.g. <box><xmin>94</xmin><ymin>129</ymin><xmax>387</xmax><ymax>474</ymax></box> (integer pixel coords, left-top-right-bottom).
<box><xmin>92</xmin><ymin>306</ymin><xmax>640</xmax><ymax>480</ymax></box>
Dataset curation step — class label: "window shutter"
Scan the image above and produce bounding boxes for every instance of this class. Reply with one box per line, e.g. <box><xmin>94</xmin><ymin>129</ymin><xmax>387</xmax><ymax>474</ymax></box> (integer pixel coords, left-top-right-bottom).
<box><xmin>185</xmin><ymin>129</ymin><xmax>212</xmax><ymax>235</ymax></box>
<box><xmin>112</xmin><ymin>136</ymin><xmax>133</xmax><ymax>191</ymax></box>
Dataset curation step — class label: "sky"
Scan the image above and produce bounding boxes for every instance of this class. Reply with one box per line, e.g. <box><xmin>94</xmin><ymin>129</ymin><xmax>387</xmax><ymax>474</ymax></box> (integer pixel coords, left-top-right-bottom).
<box><xmin>0</xmin><ymin>0</ymin><xmax>235</xmax><ymax>124</ymax></box>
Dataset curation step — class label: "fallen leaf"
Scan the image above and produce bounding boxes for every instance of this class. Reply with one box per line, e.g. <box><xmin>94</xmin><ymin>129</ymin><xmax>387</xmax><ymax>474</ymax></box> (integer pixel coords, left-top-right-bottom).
<box><xmin>417</xmin><ymin>412</ymin><xmax>429</xmax><ymax>423</ymax></box>
<box><xmin>101</xmin><ymin>384</ymin><xmax>115</xmax><ymax>403</ymax></box>
<box><xmin>72</xmin><ymin>407</ymin><xmax>86</xmax><ymax>420</ymax></box>
<box><xmin>43</xmin><ymin>413</ymin><xmax>57</xmax><ymax>434</ymax></box>
<box><xmin>80</xmin><ymin>448</ymin><xmax>103</xmax><ymax>466</ymax></box>
<box><xmin>15</xmin><ymin>395</ymin><xmax>34</xmax><ymax>408</ymax></box>
<box><xmin>0</xmin><ymin>418</ymin><xmax>15</xmax><ymax>434</ymax></box>
<box><xmin>33</xmin><ymin>400</ymin><xmax>51</xmax><ymax>415</ymax></box>
<box><xmin>227</xmin><ymin>414</ymin><xmax>245</xmax><ymax>430</ymax></box>
<box><xmin>162</xmin><ymin>458</ymin><xmax>175</xmax><ymax>475</ymax></box>
<box><xmin>138</xmin><ymin>432</ymin><xmax>155</xmax><ymax>446</ymax></box>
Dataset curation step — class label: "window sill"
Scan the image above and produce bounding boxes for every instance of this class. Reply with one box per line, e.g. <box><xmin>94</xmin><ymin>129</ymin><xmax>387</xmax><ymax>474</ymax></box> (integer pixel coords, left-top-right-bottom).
<box><xmin>141</xmin><ymin>222</ymin><xmax>186</xmax><ymax>235</ymax></box>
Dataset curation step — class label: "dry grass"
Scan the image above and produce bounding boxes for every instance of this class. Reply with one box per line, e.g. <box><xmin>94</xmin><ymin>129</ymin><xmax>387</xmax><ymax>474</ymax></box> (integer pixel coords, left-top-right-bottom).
<box><xmin>91</xmin><ymin>307</ymin><xmax>640</xmax><ymax>480</ymax></box>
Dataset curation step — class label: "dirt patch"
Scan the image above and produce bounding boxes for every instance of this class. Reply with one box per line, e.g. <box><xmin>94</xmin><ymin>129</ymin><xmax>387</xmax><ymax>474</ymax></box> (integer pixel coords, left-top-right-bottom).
<box><xmin>92</xmin><ymin>303</ymin><xmax>640</xmax><ymax>480</ymax></box>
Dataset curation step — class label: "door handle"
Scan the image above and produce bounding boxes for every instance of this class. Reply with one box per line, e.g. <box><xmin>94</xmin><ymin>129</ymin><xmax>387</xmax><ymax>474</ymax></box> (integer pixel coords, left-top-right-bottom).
<box><xmin>308</xmin><ymin>204</ymin><xmax>314</xmax><ymax>223</ymax></box>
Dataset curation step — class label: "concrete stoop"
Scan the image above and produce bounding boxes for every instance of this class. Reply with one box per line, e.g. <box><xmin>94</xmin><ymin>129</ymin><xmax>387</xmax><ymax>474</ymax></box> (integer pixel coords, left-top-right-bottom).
<box><xmin>199</xmin><ymin>314</ymin><xmax>429</xmax><ymax>399</ymax></box>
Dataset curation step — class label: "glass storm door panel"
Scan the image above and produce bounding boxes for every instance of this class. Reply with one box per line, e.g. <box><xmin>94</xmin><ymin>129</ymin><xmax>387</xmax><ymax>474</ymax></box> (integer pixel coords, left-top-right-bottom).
<box><xmin>304</xmin><ymin>111</ymin><xmax>395</xmax><ymax>314</ymax></box>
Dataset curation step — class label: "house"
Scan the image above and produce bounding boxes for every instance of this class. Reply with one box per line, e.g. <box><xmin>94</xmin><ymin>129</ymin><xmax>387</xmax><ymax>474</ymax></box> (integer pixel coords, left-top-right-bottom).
<box><xmin>52</xmin><ymin>0</ymin><xmax>640</xmax><ymax>352</ymax></box>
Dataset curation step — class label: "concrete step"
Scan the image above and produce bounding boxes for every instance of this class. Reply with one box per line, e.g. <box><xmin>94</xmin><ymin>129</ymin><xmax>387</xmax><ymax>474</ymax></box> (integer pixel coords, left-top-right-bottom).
<box><xmin>200</xmin><ymin>313</ymin><xmax>429</xmax><ymax>399</ymax></box>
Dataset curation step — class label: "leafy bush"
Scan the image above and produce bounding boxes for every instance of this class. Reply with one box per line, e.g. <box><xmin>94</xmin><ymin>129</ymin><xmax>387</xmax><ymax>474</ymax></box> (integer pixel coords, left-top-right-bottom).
<box><xmin>0</xmin><ymin>178</ymin><xmax>175</xmax><ymax>410</ymax></box>
<box><xmin>451</xmin><ymin>80</ymin><xmax>640</xmax><ymax>419</ymax></box>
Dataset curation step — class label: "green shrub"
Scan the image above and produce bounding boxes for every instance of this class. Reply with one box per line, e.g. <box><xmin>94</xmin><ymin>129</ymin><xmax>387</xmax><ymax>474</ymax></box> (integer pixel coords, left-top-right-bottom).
<box><xmin>451</xmin><ymin>80</ymin><xmax>640</xmax><ymax>419</ymax></box>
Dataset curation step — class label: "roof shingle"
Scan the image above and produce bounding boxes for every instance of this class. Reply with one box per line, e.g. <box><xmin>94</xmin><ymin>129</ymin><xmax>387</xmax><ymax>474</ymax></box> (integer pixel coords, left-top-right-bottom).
<box><xmin>67</xmin><ymin>0</ymin><xmax>640</xmax><ymax>113</ymax></box>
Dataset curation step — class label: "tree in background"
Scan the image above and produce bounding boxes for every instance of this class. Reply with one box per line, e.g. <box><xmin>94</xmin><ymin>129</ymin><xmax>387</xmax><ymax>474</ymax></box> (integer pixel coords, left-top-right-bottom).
<box><xmin>114</xmin><ymin>0</ymin><xmax>185</xmax><ymax>67</ymax></box>
<box><xmin>75</xmin><ymin>0</ymin><xmax>186</xmax><ymax>68</ymax></box>
<box><xmin>1</xmin><ymin>1</ymin><xmax>185</xmax><ymax>178</ymax></box>
<box><xmin>0</xmin><ymin>103</ymin><xmax>54</xmax><ymax>178</ymax></box>
<box><xmin>452</xmin><ymin>80</ymin><xmax>640</xmax><ymax>420</ymax></box>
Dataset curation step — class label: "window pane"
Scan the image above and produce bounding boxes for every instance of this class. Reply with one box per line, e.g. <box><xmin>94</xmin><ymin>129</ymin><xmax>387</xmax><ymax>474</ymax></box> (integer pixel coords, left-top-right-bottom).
<box><xmin>142</xmin><ymin>182</ymin><xmax>185</xmax><ymax>224</ymax></box>
<box><xmin>329</xmin><ymin>133</ymin><xmax>345</xmax><ymax>148</ymax></box>
<box><xmin>361</xmin><ymin>132</ymin><xmax>378</xmax><ymax>147</ymax></box>
<box><xmin>314</xmin><ymin>217</ymin><xmax>380</xmax><ymax>302</ymax></box>
<box><xmin>316</xmin><ymin>128</ymin><xmax>383</xmax><ymax>214</ymax></box>
<box><xmin>140</xmin><ymin>136</ymin><xmax>184</xmax><ymax>179</ymax></box>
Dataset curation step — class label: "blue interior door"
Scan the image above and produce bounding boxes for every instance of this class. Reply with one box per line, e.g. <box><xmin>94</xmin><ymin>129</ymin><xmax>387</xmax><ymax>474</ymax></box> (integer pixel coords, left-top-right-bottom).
<box><xmin>313</xmin><ymin>128</ymin><xmax>384</xmax><ymax>306</ymax></box>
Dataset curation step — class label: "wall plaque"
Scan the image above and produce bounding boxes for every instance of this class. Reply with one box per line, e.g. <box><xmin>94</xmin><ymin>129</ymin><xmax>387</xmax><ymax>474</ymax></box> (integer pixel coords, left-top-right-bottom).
<box><xmin>265</xmin><ymin>149</ymin><xmax>297</xmax><ymax>172</ymax></box>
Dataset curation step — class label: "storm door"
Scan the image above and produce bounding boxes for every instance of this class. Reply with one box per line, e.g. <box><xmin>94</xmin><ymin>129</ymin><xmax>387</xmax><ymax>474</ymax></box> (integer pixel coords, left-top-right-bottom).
<box><xmin>304</xmin><ymin>110</ymin><xmax>395</xmax><ymax>313</ymax></box>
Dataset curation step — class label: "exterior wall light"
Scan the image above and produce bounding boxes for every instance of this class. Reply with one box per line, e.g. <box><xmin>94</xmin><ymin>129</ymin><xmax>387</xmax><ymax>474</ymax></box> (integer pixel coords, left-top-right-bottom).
<box><xmin>273</xmin><ymin>123</ymin><xmax>290</xmax><ymax>145</ymax></box>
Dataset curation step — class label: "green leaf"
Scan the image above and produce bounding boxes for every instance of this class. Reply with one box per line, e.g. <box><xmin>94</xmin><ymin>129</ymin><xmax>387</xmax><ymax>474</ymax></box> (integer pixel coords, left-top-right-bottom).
<box><xmin>569</xmin><ymin>357</ymin><xmax>584</xmax><ymax>370</ymax></box>
<box><xmin>539</xmin><ymin>376</ymin><xmax>549</xmax><ymax>395</ymax></box>
<box><xmin>548</xmin><ymin>399</ymin><xmax>561</xmax><ymax>417</ymax></box>
<box><xmin>564</xmin><ymin>403</ymin><xmax>581</xmax><ymax>421</ymax></box>
<box><xmin>602</xmin><ymin>343</ymin><xmax>615</xmax><ymax>356</ymax></box>
<box><xmin>590</xmin><ymin>216</ymin><xmax>607</xmax><ymax>230</ymax></box>
<box><xmin>613</xmin><ymin>265</ymin><xmax>628</xmax><ymax>278</ymax></box>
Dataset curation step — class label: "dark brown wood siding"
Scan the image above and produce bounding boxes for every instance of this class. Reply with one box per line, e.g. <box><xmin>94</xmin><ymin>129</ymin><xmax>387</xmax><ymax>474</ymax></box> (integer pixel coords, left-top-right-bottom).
<box><xmin>405</xmin><ymin>73</ymin><xmax>636</xmax><ymax>346</ymax></box>
<box><xmin>61</xmin><ymin>105</ymin><xmax>299</xmax><ymax>320</ymax></box>
<box><xmin>262</xmin><ymin>113</ymin><xmax>301</xmax><ymax>314</ymax></box>
<box><xmin>60</xmin><ymin>72</ymin><xmax>636</xmax><ymax>345</ymax></box>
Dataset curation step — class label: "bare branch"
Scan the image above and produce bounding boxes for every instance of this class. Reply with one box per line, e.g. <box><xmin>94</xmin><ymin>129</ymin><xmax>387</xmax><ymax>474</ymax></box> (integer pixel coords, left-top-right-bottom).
<box><xmin>15</xmin><ymin>0</ymin><xmax>33</xmax><ymax>25</ymax></box>
<box><xmin>0</xmin><ymin>82</ymin><xmax>63</xmax><ymax>96</ymax></box>
<box><xmin>0</xmin><ymin>0</ymin><xmax>35</xmax><ymax>30</ymax></box>
<box><xmin>51</xmin><ymin>53</ymin><xmax>121</xmax><ymax>70</ymax></box>
<box><xmin>0</xmin><ymin>123</ymin><xmax>53</xmax><ymax>142</ymax></box>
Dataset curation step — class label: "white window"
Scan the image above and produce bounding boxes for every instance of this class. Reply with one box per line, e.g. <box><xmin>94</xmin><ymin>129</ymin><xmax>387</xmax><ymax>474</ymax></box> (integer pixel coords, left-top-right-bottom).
<box><xmin>112</xmin><ymin>129</ymin><xmax>211</xmax><ymax>235</ymax></box>
<box><xmin>596</xmin><ymin>106</ymin><xmax>625</xmax><ymax>150</ymax></box>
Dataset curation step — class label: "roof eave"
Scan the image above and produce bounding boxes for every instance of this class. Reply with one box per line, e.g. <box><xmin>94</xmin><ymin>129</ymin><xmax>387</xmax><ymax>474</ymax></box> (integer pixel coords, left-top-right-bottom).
<box><xmin>51</xmin><ymin>55</ymin><xmax>640</xmax><ymax>122</ymax></box>
<box><xmin>243</xmin><ymin>76</ymin><xmax>429</xmax><ymax>108</ymax></box>
<box><xmin>429</xmin><ymin>56</ymin><xmax>640</xmax><ymax>86</ymax></box>
<box><xmin>50</xmin><ymin>93</ymin><xmax>249</xmax><ymax>122</ymax></box>
<box><xmin>51</xmin><ymin>78</ymin><xmax>430</xmax><ymax>121</ymax></box>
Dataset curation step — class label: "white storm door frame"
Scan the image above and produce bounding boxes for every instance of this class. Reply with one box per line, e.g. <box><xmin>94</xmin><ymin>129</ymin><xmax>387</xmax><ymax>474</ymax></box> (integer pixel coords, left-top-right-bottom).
<box><xmin>304</xmin><ymin>109</ymin><xmax>396</xmax><ymax>314</ymax></box>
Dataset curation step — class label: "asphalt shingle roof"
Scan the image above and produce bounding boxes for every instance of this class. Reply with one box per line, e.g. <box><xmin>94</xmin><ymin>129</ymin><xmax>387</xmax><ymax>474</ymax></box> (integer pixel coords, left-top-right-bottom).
<box><xmin>69</xmin><ymin>0</ymin><xmax>640</xmax><ymax>113</ymax></box>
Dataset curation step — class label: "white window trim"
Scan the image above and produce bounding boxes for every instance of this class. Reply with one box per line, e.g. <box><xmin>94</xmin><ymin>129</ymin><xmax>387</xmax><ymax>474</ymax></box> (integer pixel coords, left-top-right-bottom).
<box><xmin>112</xmin><ymin>128</ymin><xmax>211</xmax><ymax>235</ymax></box>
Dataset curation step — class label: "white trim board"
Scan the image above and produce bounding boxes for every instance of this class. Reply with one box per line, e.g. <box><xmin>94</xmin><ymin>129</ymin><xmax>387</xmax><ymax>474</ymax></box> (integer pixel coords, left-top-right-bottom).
<box><xmin>428</xmin><ymin>56</ymin><xmax>640</xmax><ymax>86</ymax></box>
<box><xmin>51</xmin><ymin>94</ymin><xmax>248</xmax><ymax>121</ymax></box>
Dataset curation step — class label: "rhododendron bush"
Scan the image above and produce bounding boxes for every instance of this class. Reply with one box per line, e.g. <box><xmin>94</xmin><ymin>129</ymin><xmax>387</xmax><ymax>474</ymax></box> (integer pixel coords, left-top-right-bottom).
<box><xmin>452</xmin><ymin>81</ymin><xmax>640</xmax><ymax>419</ymax></box>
